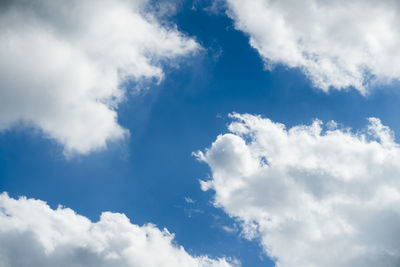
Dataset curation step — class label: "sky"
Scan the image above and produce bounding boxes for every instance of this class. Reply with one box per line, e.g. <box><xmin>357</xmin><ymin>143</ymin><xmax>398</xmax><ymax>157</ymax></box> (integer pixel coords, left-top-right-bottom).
<box><xmin>1</xmin><ymin>1</ymin><xmax>400</xmax><ymax>266</ymax></box>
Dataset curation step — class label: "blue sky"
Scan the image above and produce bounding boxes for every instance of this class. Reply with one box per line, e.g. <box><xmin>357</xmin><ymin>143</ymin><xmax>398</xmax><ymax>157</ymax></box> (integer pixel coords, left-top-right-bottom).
<box><xmin>2</xmin><ymin>1</ymin><xmax>400</xmax><ymax>266</ymax></box>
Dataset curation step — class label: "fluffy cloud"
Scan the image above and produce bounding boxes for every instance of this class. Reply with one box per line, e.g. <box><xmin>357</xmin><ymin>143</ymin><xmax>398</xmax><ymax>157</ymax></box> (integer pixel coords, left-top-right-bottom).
<box><xmin>226</xmin><ymin>0</ymin><xmax>400</xmax><ymax>93</ymax></box>
<box><xmin>196</xmin><ymin>113</ymin><xmax>400</xmax><ymax>267</ymax></box>
<box><xmin>0</xmin><ymin>193</ymin><xmax>235</xmax><ymax>267</ymax></box>
<box><xmin>0</xmin><ymin>0</ymin><xmax>198</xmax><ymax>155</ymax></box>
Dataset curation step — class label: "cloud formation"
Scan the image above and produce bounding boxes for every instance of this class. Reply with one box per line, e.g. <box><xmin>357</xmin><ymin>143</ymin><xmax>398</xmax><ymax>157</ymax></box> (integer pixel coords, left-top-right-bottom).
<box><xmin>0</xmin><ymin>0</ymin><xmax>198</xmax><ymax>155</ymax></box>
<box><xmin>0</xmin><ymin>193</ymin><xmax>235</xmax><ymax>267</ymax></box>
<box><xmin>226</xmin><ymin>0</ymin><xmax>400</xmax><ymax>93</ymax></box>
<box><xmin>197</xmin><ymin>113</ymin><xmax>400</xmax><ymax>267</ymax></box>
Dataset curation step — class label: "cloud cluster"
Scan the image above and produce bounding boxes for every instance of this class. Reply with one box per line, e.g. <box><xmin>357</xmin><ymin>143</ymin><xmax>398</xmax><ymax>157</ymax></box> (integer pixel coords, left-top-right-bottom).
<box><xmin>197</xmin><ymin>113</ymin><xmax>400</xmax><ymax>267</ymax></box>
<box><xmin>0</xmin><ymin>0</ymin><xmax>198</xmax><ymax>155</ymax></box>
<box><xmin>226</xmin><ymin>0</ymin><xmax>400</xmax><ymax>93</ymax></box>
<box><xmin>0</xmin><ymin>193</ymin><xmax>235</xmax><ymax>267</ymax></box>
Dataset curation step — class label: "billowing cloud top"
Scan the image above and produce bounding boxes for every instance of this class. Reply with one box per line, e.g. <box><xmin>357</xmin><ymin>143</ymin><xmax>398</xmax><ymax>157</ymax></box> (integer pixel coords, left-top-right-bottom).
<box><xmin>226</xmin><ymin>0</ymin><xmax>400</xmax><ymax>93</ymax></box>
<box><xmin>0</xmin><ymin>193</ymin><xmax>236</xmax><ymax>267</ymax></box>
<box><xmin>0</xmin><ymin>0</ymin><xmax>198</xmax><ymax>155</ymax></box>
<box><xmin>196</xmin><ymin>113</ymin><xmax>400</xmax><ymax>267</ymax></box>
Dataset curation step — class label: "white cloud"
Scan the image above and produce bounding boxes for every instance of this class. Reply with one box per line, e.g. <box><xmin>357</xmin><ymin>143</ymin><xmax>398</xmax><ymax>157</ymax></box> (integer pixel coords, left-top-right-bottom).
<box><xmin>0</xmin><ymin>0</ymin><xmax>198</xmax><ymax>155</ymax></box>
<box><xmin>0</xmin><ymin>192</ymin><xmax>236</xmax><ymax>267</ymax></box>
<box><xmin>196</xmin><ymin>113</ymin><xmax>400</xmax><ymax>267</ymax></box>
<box><xmin>226</xmin><ymin>0</ymin><xmax>400</xmax><ymax>93</ymax></box>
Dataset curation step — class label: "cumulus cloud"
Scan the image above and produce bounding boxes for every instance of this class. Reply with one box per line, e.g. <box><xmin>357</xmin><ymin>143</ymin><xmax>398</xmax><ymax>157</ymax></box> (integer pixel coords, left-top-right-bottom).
<box><xmin>196</xmin><ymin>113</ymin><xmax>400</xmax><ymax>267</ymax></box>
<box><xmin>0</xmin><ymin>193</ymin><xmax>236</xmax><ymax>267</ymax></box>
<box><xmin>226</xmin><ymin>0</ymin><xmax>400</xmax><ymax>93</ymax></box>
<box><xmin>0</xmin><ymin>0</ymin><xmax>198</xmax><ymax>155</ymax></box>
